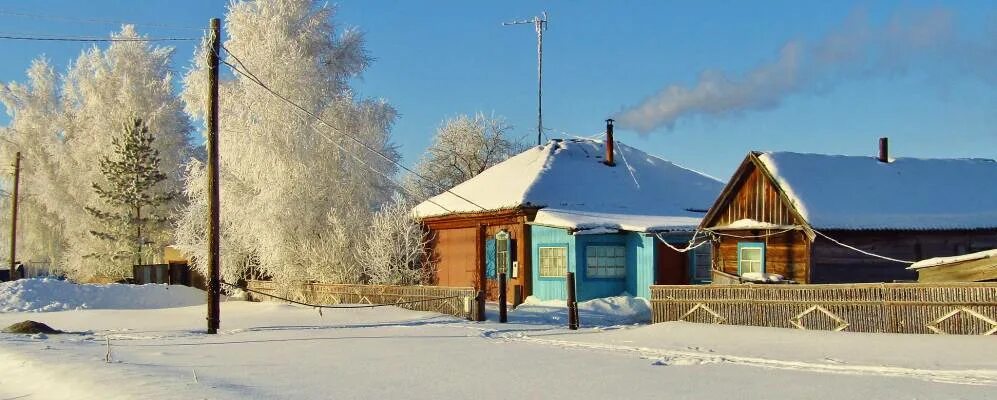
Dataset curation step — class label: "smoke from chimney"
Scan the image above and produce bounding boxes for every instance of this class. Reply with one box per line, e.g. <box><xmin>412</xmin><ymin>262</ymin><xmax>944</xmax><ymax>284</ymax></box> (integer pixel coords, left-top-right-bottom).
<box><xmin>613</xmin><ymin>7</ymin><xmax>997</xmax><ymax>133</ymax></box>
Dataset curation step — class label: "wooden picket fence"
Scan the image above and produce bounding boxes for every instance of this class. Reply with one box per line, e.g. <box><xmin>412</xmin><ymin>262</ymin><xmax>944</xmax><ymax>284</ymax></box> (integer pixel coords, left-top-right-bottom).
<box><xmin>245</xmin><ymin>280</ymin><xmax>476</xmax><ymax>320</ymax></box>
<box><xmin>650</xmin><ymin>283</ymin><xmax>997</xmax><ymax>335</ymax></box>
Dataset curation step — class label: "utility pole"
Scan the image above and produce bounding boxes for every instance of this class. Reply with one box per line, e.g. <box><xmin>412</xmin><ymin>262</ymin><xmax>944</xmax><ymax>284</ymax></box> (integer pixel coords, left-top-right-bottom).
<box><xmin>8</xmin><ymin>152</ymin><xmax>19</xmax><ymax>281</ymax></box>
<box><xmin>206</xmin><ymin>18</ymin><xmax>221</xmax><ymax>334</ymax></box>
<box><xmin>503</xmin><ymin>11</ymin><xmax>548</xmax><ymax>146</ymax></box>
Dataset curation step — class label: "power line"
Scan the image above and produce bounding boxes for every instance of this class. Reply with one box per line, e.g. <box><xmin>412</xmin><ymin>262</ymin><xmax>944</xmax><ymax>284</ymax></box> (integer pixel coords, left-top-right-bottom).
<box><xmin>214</xmin><ymin>55</ymin><xmax>454</xmax><ymax>214</ymax></box>
<box><xmin>0</xmin><ymin>9</ymin><xmax>205</xmax><ymax>31</ymax></box>
<box><xmin>0</xmin><ymin>34</ymin><xmax>197</xmax><ymax>42</ymax></box>
<box><xmin>812</xmin><ymin>228</ymin><xmax>914</xmax><ymax>264</ymax></box>
<box><xmin>219</xmin><ymin>45</ymin><xmax>488</xmax><ymax>212</ymax></box>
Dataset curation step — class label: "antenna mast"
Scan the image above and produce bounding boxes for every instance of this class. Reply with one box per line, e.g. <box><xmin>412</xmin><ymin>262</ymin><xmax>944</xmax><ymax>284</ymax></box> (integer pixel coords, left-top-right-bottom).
<box><xmin>503</xmin><ymin>11</ymin><xmax>548</xmax><ymax>146</ymax></box>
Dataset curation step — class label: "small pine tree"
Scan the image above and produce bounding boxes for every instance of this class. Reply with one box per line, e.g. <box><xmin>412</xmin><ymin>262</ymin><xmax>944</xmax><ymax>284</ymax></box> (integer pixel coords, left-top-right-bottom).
<box><xmin>86</xmin><ymin>118</ymin><xmax>175</xmax><ymax>267</ymax></box>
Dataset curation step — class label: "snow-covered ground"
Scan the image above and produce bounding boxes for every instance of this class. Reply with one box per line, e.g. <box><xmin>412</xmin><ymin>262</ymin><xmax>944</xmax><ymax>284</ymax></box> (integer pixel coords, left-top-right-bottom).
<box><xmin>0</xmin><ymin>278</ymin><xmax>206</xmax><ymax>312</ymax></box>
<box><xmin>0</xmin><ymin>280</ymin><xmax>995</xmax><ymax>399</ymax></box>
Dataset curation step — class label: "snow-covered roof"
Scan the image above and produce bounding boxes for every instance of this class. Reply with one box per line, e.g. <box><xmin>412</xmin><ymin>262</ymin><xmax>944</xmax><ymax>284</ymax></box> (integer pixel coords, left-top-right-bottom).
<box><xmin>756</xmin><ymin>152</ymin><xmax>997</xmax><ymax>230</ymax></box>
<box><xmin>908</xmin><ymin>249</ymin><xmax>997</xmax><ymax>270</ymax></box>
<box><xmin>413</xmin><ymin>139</ymin><xmax>723</xmax><ymax>232</ymax></box>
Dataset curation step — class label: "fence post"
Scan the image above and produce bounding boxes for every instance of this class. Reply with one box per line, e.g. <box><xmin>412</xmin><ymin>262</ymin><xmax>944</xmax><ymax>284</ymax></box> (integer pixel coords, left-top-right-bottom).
<box><xmin>474</xmin><ymin>290</ymin><xmax>486</xmax><ymax>322</ymax></box>
<box><xmin>499</xmin><ymin>272</ymin><xmax>508</xmax><ymax>323</ymax></box>
<box><xmin>513</xmin><ymin>285</ymin><xmax>524</xmax><ymax>309</ymax></box>
<box><xmin>567</xmin><ymin>272</ymin><xmax>579</xmax><ymax>330</ymax></box>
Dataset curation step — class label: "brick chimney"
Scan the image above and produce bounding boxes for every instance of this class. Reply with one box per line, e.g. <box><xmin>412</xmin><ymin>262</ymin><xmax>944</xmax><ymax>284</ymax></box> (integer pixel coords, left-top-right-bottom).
<box><xmin>604</xmin><ymin>119</ymin><xmax>615</xmax><ymax>166</ymax></box>
<box><xmin>878</xmin><ymin>137</ymin><xmax>889</xmax><ymax>163</ymax></box>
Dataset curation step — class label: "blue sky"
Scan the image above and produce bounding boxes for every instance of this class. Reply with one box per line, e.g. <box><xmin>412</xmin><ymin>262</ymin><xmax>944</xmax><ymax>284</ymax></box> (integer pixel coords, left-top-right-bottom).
<box><xmin>1</xmin><ymin>0</ymin><xmax>995</xmax><ymax>180</ymax></box>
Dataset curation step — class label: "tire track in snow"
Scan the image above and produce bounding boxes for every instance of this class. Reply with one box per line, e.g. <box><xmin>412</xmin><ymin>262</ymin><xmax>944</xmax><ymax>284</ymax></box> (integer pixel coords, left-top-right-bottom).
<box><xmin>477</xmin><ymin>328</ymin><xmax>997</xmax><ymax>386</ymax></box>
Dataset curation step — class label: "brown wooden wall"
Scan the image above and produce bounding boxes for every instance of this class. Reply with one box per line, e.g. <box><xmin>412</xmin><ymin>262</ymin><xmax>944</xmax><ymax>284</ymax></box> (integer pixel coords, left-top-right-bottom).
<box><xmin>811</xmin><ymin>230</ymin><xmax>997</xmax><ymax>283</ymax></box>
<box><xmin>430</xmin><ymin>227</ymin><xmax>478</xmax><ymax>288</ymax></box>
<box><xmin>715</xmin><ymin>229</ymin><xmax>811</xmax><ymax>282</ymax></box>
<box><xmin>482</xmin><ymin>223</ymin><xmax>531</xmax><ymax>301</ymax></box>
<box><xmin>422</xmin><ymin>209</ymin><xmax>536</xmax><ymax>301</ymax></box>
<box><xmin>709</xmin><ymin>162</ymin><xmax>801</xmax><ymax>227</ymax></box>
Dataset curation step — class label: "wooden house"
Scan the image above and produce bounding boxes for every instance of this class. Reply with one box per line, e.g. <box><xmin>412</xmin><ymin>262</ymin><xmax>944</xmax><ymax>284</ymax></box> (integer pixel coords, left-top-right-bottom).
<box><xmin>908</xmin><ymin>249</ymin><xmax>997</xmax><ymax>283</ymax></box>
<box><xmin>700</xmin><ymin>140</ymin><xmax>997</xmax><ymax>283</ymax></box>
<box><xmin>415</xmin><ymin>120</ymin><xmax>723</xmax><ymax>302</ymax></box>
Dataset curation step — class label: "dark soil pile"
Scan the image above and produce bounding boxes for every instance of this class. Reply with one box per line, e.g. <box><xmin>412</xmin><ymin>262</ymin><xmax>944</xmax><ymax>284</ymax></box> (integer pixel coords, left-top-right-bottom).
<box><xmin>2</xmin><ymin>320</ymin><xmax>62</xmax><ymax>334</ymax></box>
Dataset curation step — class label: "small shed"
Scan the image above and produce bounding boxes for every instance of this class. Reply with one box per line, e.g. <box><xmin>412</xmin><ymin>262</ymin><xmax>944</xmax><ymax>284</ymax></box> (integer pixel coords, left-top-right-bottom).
<box><xmin>700</xmin><ymin>142</ymin><xmax>997</xmax><ymax>284</ymax></box>
<box><xmin>908</xmin><ymin>249</ymin><xmax>997</xmax><ymax>283</ymax></box>
<box><xmin>132</xmin><ymin>246</ymin><xmax>205</xmax><ymax>289</ymax></box>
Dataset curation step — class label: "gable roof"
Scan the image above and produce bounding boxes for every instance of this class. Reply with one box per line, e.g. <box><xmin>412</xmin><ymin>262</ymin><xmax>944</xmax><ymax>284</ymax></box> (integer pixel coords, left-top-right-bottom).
<box><xmin>413</xmin><ymin>138</ymin><xmax>723</xmax><ymax>232</ymax></box>
<box><xmin>754</xmin><ymin>151</ymin><xmax>997</xmax><ymax>230</ymax></box>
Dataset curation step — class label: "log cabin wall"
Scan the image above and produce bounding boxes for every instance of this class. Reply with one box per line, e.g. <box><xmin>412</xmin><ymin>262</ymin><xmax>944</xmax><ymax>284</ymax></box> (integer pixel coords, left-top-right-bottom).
<box><xmin>704</xmin><ymin>156</ymin><xmax>813</xmax><ymax>282</ymax></box>
<box><xmin>810</xmin><ymin>229</ymin><xmax>997</xmax><ymax>283</ymax></box>
<box><xmin>714</xmin><ymin>229</ymin><xmax>811</xmax><ymax>282</ymax></box>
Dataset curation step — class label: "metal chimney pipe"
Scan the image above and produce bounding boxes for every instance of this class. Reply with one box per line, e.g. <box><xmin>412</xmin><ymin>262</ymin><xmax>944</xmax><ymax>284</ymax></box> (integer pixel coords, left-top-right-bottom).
<box><xmin>878</xmin><ymin>137</ymin><xmax>889</xmax><ymax>163</ymax></box>
<box><xmin>604</xmin><ymin>119</ymin><xmax>615</xmax><ymax>166</ymax></box>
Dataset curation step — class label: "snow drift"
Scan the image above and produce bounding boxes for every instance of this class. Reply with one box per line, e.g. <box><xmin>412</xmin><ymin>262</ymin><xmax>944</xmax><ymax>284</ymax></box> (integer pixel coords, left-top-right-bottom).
<box><xmin>0</xmin><ymin>278</ymin><xmax>206</xmax><ymax>312</ymax></box>
<box><xmin>511</xmin><ymin>295</ymin><xmax>652</xmax><ymax>326</ymax></box>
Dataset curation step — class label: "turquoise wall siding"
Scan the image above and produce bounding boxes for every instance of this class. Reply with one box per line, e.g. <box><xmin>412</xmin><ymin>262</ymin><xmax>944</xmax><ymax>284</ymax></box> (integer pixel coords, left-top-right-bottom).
<box><xmin>530</xmin><ymin>225</ymin><xmax>664</xmax><ymax>301</ymax></box>
<box><xmin>629</xmin><ymin>234</ymin><xmax>657</xmax><ymax>299</ymax></box>
<box><xmin>574</xmin><ymin>233</ymin><xmax>628</xmax><ymax>300</ymax></box>
<box><xmin>531</xmin><ymin>225</ymin><xmax>573</xmax><ymax>300</ymax></box>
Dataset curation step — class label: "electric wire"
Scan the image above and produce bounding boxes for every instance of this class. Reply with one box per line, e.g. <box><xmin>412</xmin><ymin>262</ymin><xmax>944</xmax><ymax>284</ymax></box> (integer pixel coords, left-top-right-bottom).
<box><xmin>812</xmin><ymin>228</ymin><xmax>915</xmax><ymax>264</ymax></box>
<box><xmin>216</xmin><ymin>58</ymin><xmax>455</xmax><ymax>214</ymax></box>
<box><xmin>221</xmin><ymin>281</ymin><xmax>467</xmax><ymax>310</ymax></box>
<box><xmin>0</xmin><ymin>9</ymin><xmax>205</xmax><ymax>31</ymax></box>
<box><xmin>219</xmin><ymin>45</ymin><xmax>488</xmax><ymax>212</ymax></box>
<box><xmin>0</xmin><ymin>34</ymin><xmax>197</xmax><ymax>42</ymax></box>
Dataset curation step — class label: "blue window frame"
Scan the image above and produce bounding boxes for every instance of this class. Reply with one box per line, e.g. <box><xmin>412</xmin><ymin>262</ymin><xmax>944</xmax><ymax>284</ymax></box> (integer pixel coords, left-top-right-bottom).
<box><xmin>737</xmin><ymin>242</ymin><xmax>765</xmax><ymax>275</ymax></box>
<box><xmin>584</xmin><ymin>244</ymin><xmax>626</xmax><ymax>279</ymax></box>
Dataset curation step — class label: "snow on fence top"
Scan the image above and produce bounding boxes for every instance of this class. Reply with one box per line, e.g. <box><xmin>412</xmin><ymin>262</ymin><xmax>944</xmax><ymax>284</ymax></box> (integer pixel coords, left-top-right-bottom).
<box><xmin>413</xmin><ymin>139</ymin><xmax>723</xmax><ymax>232</ymax></box>
<box><xmin>757</xmin><ymin>152</ymin><xmax>997</xmax><ymax>230</ymax></box>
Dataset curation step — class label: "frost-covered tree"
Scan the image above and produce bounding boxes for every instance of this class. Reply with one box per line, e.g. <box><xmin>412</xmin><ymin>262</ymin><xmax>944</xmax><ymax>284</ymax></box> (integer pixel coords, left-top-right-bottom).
<box><xmin>354</xmin><ymin>199</ymin><xmax>433</xmax><ymax>285</ymax></box>
<box><xmin>86</xmin><ymin>118</ymin><xmax>175</xmax><ymax>267</ymax></box>
<box><xmin>175</xmin><ymin>0</ymin><xmax>399</xmax><ymax>286</ymax></box>
<box><xmin>405</xmin><ymin>113</ymin><xmax>525</xmax><ymax>201</ymax></box>
<box><xmin>0</xmin><ymin>26</ymin><xmax>192</xmax><ymax>279</ymax></box>
<box><xmin>0</xmin><ymin>60</ymin><xmax>69</xmax><ymax>269</ymax></box>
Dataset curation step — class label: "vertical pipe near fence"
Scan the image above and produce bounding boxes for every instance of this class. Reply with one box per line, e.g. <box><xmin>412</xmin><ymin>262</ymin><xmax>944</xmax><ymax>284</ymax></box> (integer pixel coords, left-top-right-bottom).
<box><xmin>498</xmin><ymin>272</ymin><xmax>508</xmax><ymax>323</ymax></box>
<box><xmin>513</xmin><ymin>285</ymin><xmax>523</xmax><ymax>309</ymax></box>
<box><xmin>566</xmin><ymin>272</ymin><xmax>578</xmax><ymax>330</ymax></box>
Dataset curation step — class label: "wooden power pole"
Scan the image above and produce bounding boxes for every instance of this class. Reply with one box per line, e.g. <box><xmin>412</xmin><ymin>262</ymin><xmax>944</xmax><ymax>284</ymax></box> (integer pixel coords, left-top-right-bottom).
<box><xmin>206</xmin><ymin>18</ymin><xmax>222</xmax><ymax>334</ymax></box>
<box><xmin>8</xmin><ymin>152</ymin><xmax>19</xmax><ymax>281</ymax></box>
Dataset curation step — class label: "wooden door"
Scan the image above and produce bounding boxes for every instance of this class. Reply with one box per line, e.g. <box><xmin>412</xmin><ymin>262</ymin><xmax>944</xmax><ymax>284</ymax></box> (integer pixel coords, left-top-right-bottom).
<box><xmin>656</xmin><ymin>242</ymin><xmax>688</xmax><ymax>285</ymax></box>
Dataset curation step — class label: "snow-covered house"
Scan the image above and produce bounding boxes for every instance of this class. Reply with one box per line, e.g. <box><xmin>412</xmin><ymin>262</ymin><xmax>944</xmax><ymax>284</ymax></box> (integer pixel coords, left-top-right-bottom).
<box><xmin>700</xmin><ymin>142</ymin><xmax>997</xmax><ymax>283</ymax></box>
<box><xmin>414</xmin><ymin>120</ymin><xmax>723</xmax><ymax>302</ymax></box>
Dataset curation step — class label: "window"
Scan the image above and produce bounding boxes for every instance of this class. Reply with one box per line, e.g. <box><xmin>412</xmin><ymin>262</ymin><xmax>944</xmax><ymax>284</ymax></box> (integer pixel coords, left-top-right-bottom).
<box><xmin>585</xmin><ymin>245</ymin><xmax>626</xmax><ymax>278</ymax></box>
<box><xmin>692</xmin><ymin>247</ymin><xmax>712</xmax><ymax>282</ymax></box>
<box><xmin>738</xmin><ymin>242</ymin><xmax>765</xmax><ymax>275</ymax></box>
<box><xmin>496</xmin><ymin>231</ymin><xmax>510</xmax><ymax>276</ymax></box>
<box><xmin>539</xmin><ymin>246</ymin><xmax>568</xmax><ymax>278</ymax></box>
